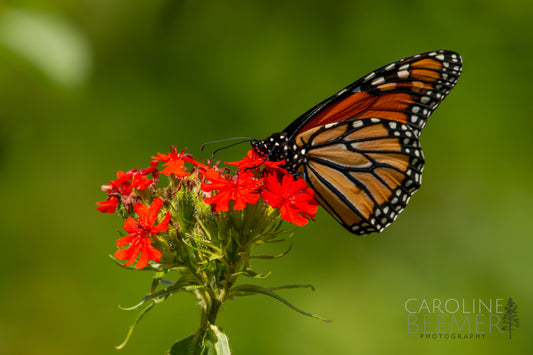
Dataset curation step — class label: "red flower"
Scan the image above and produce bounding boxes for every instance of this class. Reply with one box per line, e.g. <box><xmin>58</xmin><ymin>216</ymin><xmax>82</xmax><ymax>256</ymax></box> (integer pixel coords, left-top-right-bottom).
<box><xmin>130</xmin><ymin>172</ymin><xmax>153</xmax><ymax>190</ymax></box>
<box><xmin>201</xmin><ymin>169</ymin><xmax>262</xmax><ymax>211</ymax></box>
<box><xmin>104</xmin><ymin>170</ymin><xmax>133</xmax><ymax>196</ymax></box>
<box><xmin>96</xmin><ymin>196</ymin><xmax>119</xmax><ymax>213</ymax></box>
<box><xmin>226</xmin><ymin>149</ymin><xmax>287</xmax><ymax>174</ymax></box>
<box><xmin>152</xmin><ymin>146</ymin><xmax>190</xmax><ymax>177</ymax></box>
<box><xmin>114</xmin><ymin>198</ymin><xmax>171</xmax><ymax>269</ymax></box>
<box><xmin>261</xmin><ymin>173</ymin><xmax>318</xmax><ymax>226</ymax></box>
<box><xmin>97</xmin><ymin>169</ymin><xmax>156</xmax><ymax>213</ymax></box>
<box><xmin>140</xmin><ymin>161</ymin><xmax>160</xmax><ymax>182</ymax></box>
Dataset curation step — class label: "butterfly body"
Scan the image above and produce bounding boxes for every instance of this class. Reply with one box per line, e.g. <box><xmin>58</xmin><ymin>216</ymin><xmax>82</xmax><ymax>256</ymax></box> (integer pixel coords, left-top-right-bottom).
<box><xmin>252</xmin><ymin>50</ymin><xmax>462</xmax><ymax>235</ymax></box>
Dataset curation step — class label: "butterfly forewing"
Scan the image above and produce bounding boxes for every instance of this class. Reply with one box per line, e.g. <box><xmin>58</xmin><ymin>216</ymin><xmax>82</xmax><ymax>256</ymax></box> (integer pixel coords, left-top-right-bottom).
<box><xmin>286</xmin><ymin>50</ymin><xmax>462</xmax><ymax>138</ymax></box>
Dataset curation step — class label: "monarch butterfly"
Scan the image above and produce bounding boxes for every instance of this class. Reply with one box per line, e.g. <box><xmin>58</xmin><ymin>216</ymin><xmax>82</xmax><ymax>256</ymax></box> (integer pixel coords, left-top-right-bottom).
<box><xmin>252</xmin><ymin>50</ymin><xmax>462</xmax><ymax>235</ymax></box>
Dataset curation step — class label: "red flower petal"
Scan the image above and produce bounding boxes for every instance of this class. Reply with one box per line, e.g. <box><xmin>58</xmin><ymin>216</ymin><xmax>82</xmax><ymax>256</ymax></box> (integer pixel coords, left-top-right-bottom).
<box><xmin>135</xmin><ymin>239</ymin><xmax>162</xmax><ymax>269</ymax></box>
<box><xmin>151</xmin><ymin>211</ymin><xmax>171</xmax><ymax>234</ymax></box>
<box><xmin>146</xmin><ymin>198</ymin><xmax>164</xmax><ymax>226</ymax></box>
<box><xmin>123</xmin><ymin>216</ymin><xmax>138</xmax><ymax>233</ymax></box>
<box><xmin>96</xmin><ymin>196</ymin><xmax>119</xmax><ymax>213</ymax></box>
<box><xmin>280</xmin><ymin>204</ymin><xmax>308</xmax><ymax>226</ymax></box>
<box><xmin>134</xmin><ymin>202</ymin><xmax>149</xmax><ymax>223</ymax></box>
<box><xmin>116</xmin><ymin>233</ymin><xmax>136</xmax><ymax>247</ymax></box>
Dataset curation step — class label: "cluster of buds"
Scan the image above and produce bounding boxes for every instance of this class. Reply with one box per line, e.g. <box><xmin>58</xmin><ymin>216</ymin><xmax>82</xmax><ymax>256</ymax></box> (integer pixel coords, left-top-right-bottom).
<box><xmin>97</xmin><ymin>146</ymin><xmax>325</xmax><ymax>353</ymax></box>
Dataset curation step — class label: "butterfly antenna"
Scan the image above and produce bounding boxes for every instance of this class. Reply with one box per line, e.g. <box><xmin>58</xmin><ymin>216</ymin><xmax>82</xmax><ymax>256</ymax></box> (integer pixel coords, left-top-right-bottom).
<box><xmin>200</xmin><ymin>137</ymin><xmax>254</xmax><ymax>151</ymax></box>
<box><xmin>201</xmin><ymin>137</ymin><xmax>255</xmax><ymax>160</ymax></box>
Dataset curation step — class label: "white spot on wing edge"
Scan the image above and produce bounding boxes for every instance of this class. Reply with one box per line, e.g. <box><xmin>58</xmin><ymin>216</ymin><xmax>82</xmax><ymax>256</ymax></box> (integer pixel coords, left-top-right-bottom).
<box><xmin>371</xmin><ymin>76</ymin><xmax>385</xmax><ymax>86</ymax></box>
<box><xmin>363</xmin><ymin>72</ymin><xmax>376</xmax><ymax>82</ymax></box>
<box><xmin>398</xmin><ymin>70</ymin><xmax>410</xmax><ymax>79</ymax></box>
<box><xmin>337</xmin><ymin>88</ymin><xmax>348</xmax><ymax>96</ymax></box>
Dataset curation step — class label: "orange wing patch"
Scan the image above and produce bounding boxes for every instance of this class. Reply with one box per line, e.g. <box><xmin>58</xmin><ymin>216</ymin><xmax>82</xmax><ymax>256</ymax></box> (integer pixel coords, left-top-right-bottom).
<box><xmin>367</xmin><ymin>153</ymin><xmax>410</xmax><ymax>171</ymax></box>
<box><xmin>308</xmin><ymin>125</ymin><xmax>348</xmax><ymax>145</ymax></box>
<box><xmin>345</xmin><ymin>123</ymin><xmax>389</xmax><ymax>141</ymax></box>
<box><xmin>382</xmin><ymin>81</ymin><xmax>432</xmax><ymax>92</ymax></box>
<box><xmin>410</xmin><ymin>58</ymin><xmax>443</xmax><ymax>70</ymax></box>
<box><xmin>298</xmin><ymin>92</ymin><xmax>376</xmax><ymax>132</ymax></box>
<box><xmin>310</xmin><ymin>144</ymin><xmax>373</xmax><ymax>169</ymax></box>
<box><xmin>306</xmin><ymin>163</ymin><xmax>365</xmax><ymax>225</ymax></box>
<box><xmin>374</xmin><ymin>167</ymin><xmax>405</xmax><ymax>190</ymax></box>
<box><xmin>409</xmin><ymin>69</ymin><xmax>441</xmax><ymax>81</ymax></box>
<box><xmin>351</xmin><ymin>138</ymin><xmax>403</xmax><ymax>152</ymax></box>
<box><xmin>349</xmin><ymin>171</ymin><xmax>393</xmax><ymax>206</ymax></box>
<box><xmin>350</xmin><ymin>92</ymin><xmax>414</xmax><ymax>123</ymax></box>
<box><xmin>308</xmin><ymin>160</ymin><xmax>374</xmax><ymax>219</ymax></box>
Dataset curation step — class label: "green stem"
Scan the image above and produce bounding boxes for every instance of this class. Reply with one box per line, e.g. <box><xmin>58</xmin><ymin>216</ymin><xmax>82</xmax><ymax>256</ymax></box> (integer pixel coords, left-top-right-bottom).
<box><xmin>191</xmin><ymin>291</ymin><xmax>210</xmax><ymax>355</ymax></box>
<box><xmin>208</xmin><ymin>297</ymin><xmax>222</xmax><ymax>324</ymax></box>
<box><xmin>191</xmin><ymin>286</ymin><xmax>225</xmax><ymax>354</ymax></box>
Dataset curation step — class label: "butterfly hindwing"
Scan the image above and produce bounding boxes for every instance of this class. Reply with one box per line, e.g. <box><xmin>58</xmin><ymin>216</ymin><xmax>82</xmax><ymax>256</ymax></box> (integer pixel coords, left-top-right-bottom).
<box><xmin>297</xmin><ymin>118</ymin><xmax>424</xmax><ymax>235</ymax></box>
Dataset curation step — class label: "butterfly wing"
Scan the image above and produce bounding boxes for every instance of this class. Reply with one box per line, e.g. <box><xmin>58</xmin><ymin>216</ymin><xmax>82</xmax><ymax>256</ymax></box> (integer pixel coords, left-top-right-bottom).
<box><xmin>284</xmin><ymin>50</ymin><xmax>462</xmax><ymax>139</ymax></box>
<box><xmin>289</xmin><ymin>50</ymin><xmax>462</xmax><ymax>234</ymax></box>
<box><xmin>295</xmin><ymin>118</ymin><xmax>423</xmax><ymax>234</ymax></box>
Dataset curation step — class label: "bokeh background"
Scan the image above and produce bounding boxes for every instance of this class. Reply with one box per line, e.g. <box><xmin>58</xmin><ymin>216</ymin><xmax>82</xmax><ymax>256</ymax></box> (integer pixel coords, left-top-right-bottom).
<box><xmin>1</xmin><ymin>0</ymin><xmax>532</xmax><ymax>354</ymax></box>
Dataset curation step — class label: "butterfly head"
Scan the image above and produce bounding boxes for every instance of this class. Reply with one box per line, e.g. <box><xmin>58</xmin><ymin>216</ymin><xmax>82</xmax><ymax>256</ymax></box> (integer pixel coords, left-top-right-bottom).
<box><xmin>251</xmin><ymin>132</ymin><xmax>306</xmax><ymax>174</ymax></box>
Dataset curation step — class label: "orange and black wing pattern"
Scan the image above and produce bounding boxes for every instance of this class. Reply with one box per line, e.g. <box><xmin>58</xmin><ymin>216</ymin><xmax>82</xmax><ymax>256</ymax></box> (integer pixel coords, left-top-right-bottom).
<box><xmin>285</xmin><ymin>50</ymin><xmax>462</xmax><ymax>139</ymax></box>
<box><xmin>290</xmin><ymin>50</ymin><xmax>462</xmax><ymax>234</ymax></box>
<box><xmin>296</xmin><ymin>118</ymin><xmax>424</xmax><ymax>234</ymax></box>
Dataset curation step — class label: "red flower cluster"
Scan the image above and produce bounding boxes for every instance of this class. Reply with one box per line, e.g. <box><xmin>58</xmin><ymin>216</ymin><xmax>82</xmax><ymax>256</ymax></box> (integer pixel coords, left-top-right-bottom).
<box><xmin>201</xmin><ymin>169</ymin><xmax>262</xmax><ymax>211</ymax></box>
<box><xmin>98</xmin><ymin>146</ymin><xmax>319</xmax><ymax>269</ymax></box>
<box><xmin>199</xmin><ymin>149</ymin><xmax>318</xmax><ymax>226</ymax></box>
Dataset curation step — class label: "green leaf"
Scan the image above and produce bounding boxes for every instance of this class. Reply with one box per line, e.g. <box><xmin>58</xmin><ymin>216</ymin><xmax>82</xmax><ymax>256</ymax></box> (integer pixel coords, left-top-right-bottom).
<box><xmin>202</xmin><ymin>325</ymin><xmax>231</xmax><ymax>355</ymax></box>
<box><xmin>168</xmin><ymin>326</ymin><xmax>230</xmax><ymax>355</ymax></box>
<box><xmin>115</xmin><ymin>302</ymin><xmax>156</xmax><ymax>350</ymax></box>
<box><xmin>250</xmin><ymin>242</ymin><xmax>293</xmax><ymax>259</ymax></box>
<box><xmin>168</xmin><ymin>334</ymin><xmax>195</xmax><ymax>355</ymax></box>
<box><xmin>230</xmin><ymin>284</ymin><xmax>331</xmax><ymax>322</ymax></box>
<box><xmin>233</xmin><ymin>268</ymin><xmax>272</xmax><ymax>279</ymax></box>
<box><xmin>118</xmin><ymin>278</ymin><xmax>195</xmax><ymax>311</ymax></box>
<box><xmin>159</xmin><ymin>278</ymin><xmax>176</xmax><ymax>287</ymax></box>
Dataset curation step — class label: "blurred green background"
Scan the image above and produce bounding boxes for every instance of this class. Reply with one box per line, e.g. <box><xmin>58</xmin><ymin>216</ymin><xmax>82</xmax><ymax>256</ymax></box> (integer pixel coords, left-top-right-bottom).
<box><xmin>1</xmin><ymin>0</ymin><xmax>532</xmax><ymax>354</ymax></box>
